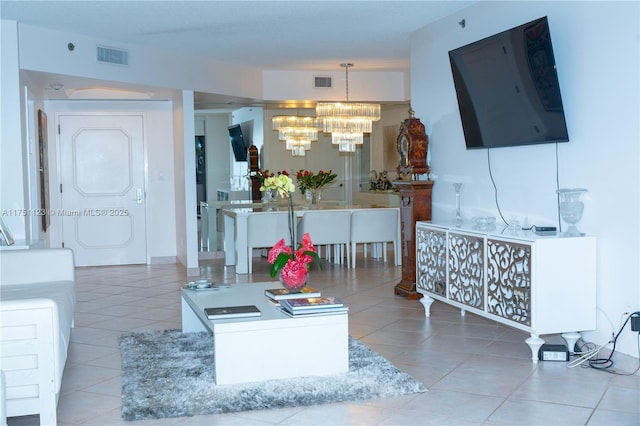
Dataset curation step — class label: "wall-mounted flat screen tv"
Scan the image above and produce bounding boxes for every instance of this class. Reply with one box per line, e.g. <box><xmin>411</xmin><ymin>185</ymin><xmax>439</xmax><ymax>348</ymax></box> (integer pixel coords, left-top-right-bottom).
<box><xmin>449</xmin><ymin>16</ymin><xmax>569</xmax><ymax>149</ymax></box>
<box><xmin>228</xmin><ymin>124</ymin><xmax>248</xmax><ymax>161</ymax></box>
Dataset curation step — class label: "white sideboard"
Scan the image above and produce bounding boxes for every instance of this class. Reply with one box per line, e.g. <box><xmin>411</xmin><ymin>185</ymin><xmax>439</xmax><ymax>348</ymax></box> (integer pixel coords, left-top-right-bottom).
<box><xmin>415</xmin><ymin>221</ymin><xmax>597</xmax><ymax>362</ymax></box>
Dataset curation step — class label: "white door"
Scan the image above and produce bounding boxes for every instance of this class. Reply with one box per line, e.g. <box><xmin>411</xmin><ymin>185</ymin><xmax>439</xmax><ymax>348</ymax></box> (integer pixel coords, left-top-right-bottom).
<box><xmin>59</xmin><ymin>114</ymin><xmax>147</xmax><ymax>266</ymax></box>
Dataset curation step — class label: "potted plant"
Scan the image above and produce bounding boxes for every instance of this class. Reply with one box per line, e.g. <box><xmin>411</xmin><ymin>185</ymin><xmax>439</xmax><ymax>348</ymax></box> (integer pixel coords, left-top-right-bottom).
<box><xmin>260</xmin><ymin>172</ymin><xmax>321</xmax><ymax>291</ymax></box>
<box><xmin>295</xmin><ymin>169</ymin><xmax>337</xmax><ymax>204</ymax></box>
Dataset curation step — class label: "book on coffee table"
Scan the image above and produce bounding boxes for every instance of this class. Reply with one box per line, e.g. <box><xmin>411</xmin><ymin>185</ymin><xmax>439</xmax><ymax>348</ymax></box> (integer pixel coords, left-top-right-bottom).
<box><xmin>264</xmin><ymin>286</ymin><xmax>321</xmax><ymax>301</ymax></box>
<box><xmin>279</xmin><ymin>297</ymin><xmax>344</xmax><ymax>315</ymax></box>
<box><xmin>278</xmin><ymin>306</ymin><xmax>349</xmax><ymax>318</ymax></box>
<box><xmin>204</xmin><ymin>305</ymin><xmax>261</xmax><ymax>320</ymax></box>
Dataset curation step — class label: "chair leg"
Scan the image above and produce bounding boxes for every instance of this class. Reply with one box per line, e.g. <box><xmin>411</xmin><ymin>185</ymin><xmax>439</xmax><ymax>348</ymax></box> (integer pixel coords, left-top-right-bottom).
<box><xmin>248</xmin><ymin>248</ymin><xmax>253</xmax><ymax>274</ymax></box>
<box><xmin>383</xmin><ymin>242</ymin><xmax>388</xmax><ymax>262</ymax></box>
<box><xmin>393</xmin><ymin>241</ymin><xmax>402</xmax><ymax>266</ymax></box>
<box><xmin>351</xmin><ymin>243</ymin><xmax>357</xmax><ymax>268</ymax></box>
<box><xmin>346</xmin><ymin>243</ymin><xmax>350</xmax><ymax>268</ymax></box>
<box><xmin>389</xmin><ymin>242</ymin><xmax>394</xmax><ymax>264</ymax></box>
<box><xmin>335</xmin><ymin>244</ymin><xmax>342</xmax><ymax>265</ymax></box>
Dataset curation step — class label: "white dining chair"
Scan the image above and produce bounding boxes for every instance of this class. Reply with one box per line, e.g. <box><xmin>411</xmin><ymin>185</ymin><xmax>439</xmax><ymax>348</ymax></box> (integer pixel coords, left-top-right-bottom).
<box><xmin>246</xmin><ymin>212</ymin><xmax>291</xmax><ymax>274</ymax></box>
<box><xmin>350</xmin><ymin>209</ymin><xmax>399</xmax><ymax>268</ymax></box>
<box><xmin>297</xmin><ymin>210</ymin><xmax>351</xmax><ymax>267</ymax></box>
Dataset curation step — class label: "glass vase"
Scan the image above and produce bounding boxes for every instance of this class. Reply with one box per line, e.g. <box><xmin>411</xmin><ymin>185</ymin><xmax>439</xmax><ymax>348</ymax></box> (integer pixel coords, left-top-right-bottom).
<box><xmin>453</xmin><ymin>183</ymin><xmax>463</xmax><ymax>226</ymax></box>
<box><xmin>279</xmin><ymin>269</ymin><xmax>308</xmax><ymax>293</ymax></box>
<box><xmin>305</xmin><ymin>188</ymin><xmax>322</xmax><ymax>206</ymax></box>
<box><xmin>262</xmin><ymin>189</ymin><xmax>277</xmax><ymax>203</ymax></box>
<box><xmin>557</xmin><ymin>188</ymin><xmax>587</xmax><ymax>235</ymax></box>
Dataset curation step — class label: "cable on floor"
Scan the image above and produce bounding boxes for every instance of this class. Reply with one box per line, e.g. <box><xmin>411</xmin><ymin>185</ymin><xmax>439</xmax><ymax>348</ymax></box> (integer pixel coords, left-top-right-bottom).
<box><xmin>570</xmin><ymin>311</ymin><xmax>640</xmax><ymax>375</ymax></box>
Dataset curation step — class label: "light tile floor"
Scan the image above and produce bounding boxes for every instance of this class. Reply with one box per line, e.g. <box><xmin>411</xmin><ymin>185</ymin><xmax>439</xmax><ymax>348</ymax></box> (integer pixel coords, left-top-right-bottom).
<box><xmin>7</xmin><ymin>251</ymin><xmax>639</xmax><ymax>425</ymax></box>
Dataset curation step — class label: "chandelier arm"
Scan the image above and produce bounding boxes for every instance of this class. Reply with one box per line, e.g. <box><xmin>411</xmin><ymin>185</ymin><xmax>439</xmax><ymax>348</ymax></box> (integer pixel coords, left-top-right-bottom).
<box><xmin>345</xmin><ymin>64</ymin><xmax>349</xmax><ymax>101</ymax></box>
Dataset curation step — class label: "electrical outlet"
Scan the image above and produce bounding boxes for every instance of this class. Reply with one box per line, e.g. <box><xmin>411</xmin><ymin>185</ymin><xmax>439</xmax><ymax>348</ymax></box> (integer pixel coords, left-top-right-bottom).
<box><xmin>631</xmin><ymin>316</ymin><xmax>640</xmax><ymax>332</ymax></box>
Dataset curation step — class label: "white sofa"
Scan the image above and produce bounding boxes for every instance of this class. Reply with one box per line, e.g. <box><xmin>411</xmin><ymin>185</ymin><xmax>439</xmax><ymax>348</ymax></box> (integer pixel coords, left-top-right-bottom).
<box><xmin>0</xmin><ymin>249</ymin><xmax>75</xmax><ymax>426</ymax></box>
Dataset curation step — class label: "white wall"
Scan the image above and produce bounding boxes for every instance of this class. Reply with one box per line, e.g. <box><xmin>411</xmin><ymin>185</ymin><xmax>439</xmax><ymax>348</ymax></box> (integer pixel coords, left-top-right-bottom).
<box><xmin>197</xmin><ymin>113</ymin><xmax>232</xmax><ymax>203</ymax></box>
<box><xmin>0</xmin><ymin>20</ymin><xmax>28</xmax><ymax>243</ymax></box>
<box><xmin>411</xmin><ymin>1</ymin><xmax>639</xmax><ymax>358</ymax></box>
<box><xmin>17</xmin><ymin>24</ymin><xmax>262</xmax><ymax>100</ymax></box>
<box><xmin>173</xmin><ymin>91</ymin><xmax>199</xmax><ymax>272</ymax></box>
<box><xmin>262</xmin><ymin>69</ymin><xmax>409</xmax><ymax>102</ymax></box>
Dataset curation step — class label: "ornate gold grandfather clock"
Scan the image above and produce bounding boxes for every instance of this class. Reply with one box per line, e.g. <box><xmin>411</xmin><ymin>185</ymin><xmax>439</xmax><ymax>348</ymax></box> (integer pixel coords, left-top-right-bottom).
<box><xmin>393</xmin><ymin>109</ymin><xmax>434</xmax><ymax>299</ymax></box>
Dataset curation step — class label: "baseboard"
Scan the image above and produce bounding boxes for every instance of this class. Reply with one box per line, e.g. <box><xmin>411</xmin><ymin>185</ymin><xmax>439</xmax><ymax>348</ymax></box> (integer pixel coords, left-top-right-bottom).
<box><xmin>198</xmin><ymin>250</ymin><xmax>225</xmax><ymax>260</ymax></box>
<box><xmin>186</xmin><ymin>267</ymin><xmax>200</xmax><ymax>277</ymax></box>
<box><xmin>150</xmin><ymin>256</ymin><xmax>177</xmax><ymax>265</ymax></box>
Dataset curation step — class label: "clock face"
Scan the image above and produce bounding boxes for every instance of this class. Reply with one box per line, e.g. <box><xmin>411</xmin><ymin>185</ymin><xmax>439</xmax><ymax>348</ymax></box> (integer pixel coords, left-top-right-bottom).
<box><xmin>398</xmin><ymin>134</ymin><xmax>410</xmax><ymax>168</ymax></box>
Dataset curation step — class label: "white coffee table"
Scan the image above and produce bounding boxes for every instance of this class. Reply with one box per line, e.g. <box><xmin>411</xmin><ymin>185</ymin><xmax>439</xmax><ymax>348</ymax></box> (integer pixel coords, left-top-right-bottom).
<box><xmin>180</xmin><ymin>282</ymin><xmax>349</xmax><ymax>385</ymax></box>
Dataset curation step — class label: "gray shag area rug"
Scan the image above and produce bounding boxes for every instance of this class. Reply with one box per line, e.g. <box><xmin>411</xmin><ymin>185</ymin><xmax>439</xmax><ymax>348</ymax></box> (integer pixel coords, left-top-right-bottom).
<box><xmin>119</xmin><ymin>329</ymin><xmax>426</xmax><ymax>421</ymax></box>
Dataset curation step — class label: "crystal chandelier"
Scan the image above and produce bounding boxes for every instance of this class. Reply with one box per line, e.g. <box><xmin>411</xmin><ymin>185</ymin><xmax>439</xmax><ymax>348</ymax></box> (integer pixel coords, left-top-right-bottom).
<box><xmin>272</xmin><ymin>115</ymin><xmax>321</xmax><ymax>157</ymax></box>
<box><xmin>316</xmin><ymin>63</ymin><xmax>381</xmax><ymax>152</ymax></box>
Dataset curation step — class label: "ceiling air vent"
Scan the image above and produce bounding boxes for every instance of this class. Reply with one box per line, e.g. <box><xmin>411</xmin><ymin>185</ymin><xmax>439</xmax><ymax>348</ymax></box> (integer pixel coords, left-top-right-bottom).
<box><xmin>97</xmin><ymin>45</ymin><xmax>129</xmax><ymax>66</ymax></box>
<box><xmin>314</xmin><ymin>76</ymin><xmax>332</xmax><ymax>88</ymax></box>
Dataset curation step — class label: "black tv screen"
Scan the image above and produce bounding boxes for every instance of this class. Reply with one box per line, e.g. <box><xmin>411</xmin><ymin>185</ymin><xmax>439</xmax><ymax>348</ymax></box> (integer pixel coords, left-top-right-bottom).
<box><xmin>228</xmin><ymin>124</ymin><xmax>247</xmax><ymax>161</ymax></box>
<box><xmin>449</xmin><ymin>16</ymin><xmax>569</xmax><ymax>149</ymax></box>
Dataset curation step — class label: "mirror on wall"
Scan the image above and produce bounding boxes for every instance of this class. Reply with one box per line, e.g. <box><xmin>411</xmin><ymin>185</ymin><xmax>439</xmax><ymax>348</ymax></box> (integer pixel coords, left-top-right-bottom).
<box><xmin>196</xmin><ymin>109</ymin><xmax>258</xmax><ymax>255</ymax></box>
<box><xmin>196</xmin><ymin>104</ymin><xmax>408</xmax><ymax>254</ymax></box>
<box><xmin>195</xmin><ymin>136</ymin><xmax>206</xmax><ymax>216</ymax></box>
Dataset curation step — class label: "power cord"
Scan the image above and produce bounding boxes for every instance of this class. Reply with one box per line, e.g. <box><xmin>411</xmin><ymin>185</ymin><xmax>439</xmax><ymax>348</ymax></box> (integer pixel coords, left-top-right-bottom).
<box><xmin>568</xmin><ymin>340</ymin><xmax>604</xmax><ymax>368</ymax></box>
<box><xmin>569</xmin><ymin>311</ymin><xmax>640</xmax><ymax>375</ymax></box>
<box><xmin>486</xmin><ymin>143</ymin><xmax>561</xmax><ymax>229</ymax></box>
<box><xmin>486</xmin><ymin>148</ymin><xmax>509</xmax><ymax>226</ymax></box>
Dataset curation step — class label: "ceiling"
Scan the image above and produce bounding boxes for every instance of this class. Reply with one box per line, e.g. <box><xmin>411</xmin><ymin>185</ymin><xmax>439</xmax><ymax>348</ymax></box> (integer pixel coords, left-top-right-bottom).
<box><xmin>1</xmin><ymin>0</ymin><xmax>475</xmax><ymax>109</ymax></box>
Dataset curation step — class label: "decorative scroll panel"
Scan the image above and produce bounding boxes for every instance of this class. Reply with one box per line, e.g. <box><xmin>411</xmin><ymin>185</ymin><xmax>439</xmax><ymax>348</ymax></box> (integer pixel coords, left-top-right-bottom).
<box><xmin>487</xmin><ymin>239</ymin><xmax>531</xmax><ymax>325</ymax></box>
<box><xmin>416</xmin><ymin>227</ymin><xmax>447</xmax><ymax>296</ymax></box>
<box><xmin>73</xmin><ymin>128</ymin><xmax>133</xmax><ymax>196</ymax></box>
<box><xmin>448</xmin><ymin>233</ymin><xmax>484</xmax><ymax>309</ymax></box>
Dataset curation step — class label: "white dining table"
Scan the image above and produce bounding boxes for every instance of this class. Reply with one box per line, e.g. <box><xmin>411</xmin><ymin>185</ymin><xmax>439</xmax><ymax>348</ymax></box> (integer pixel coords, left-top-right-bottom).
<box><xmin>222</xmin><ymin>204</ymin><xmax>401</xmax><ymax>274</ymax></box>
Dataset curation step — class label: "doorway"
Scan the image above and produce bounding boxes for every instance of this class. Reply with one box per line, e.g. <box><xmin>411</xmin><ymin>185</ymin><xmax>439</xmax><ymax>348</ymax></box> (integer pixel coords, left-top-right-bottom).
<box><xmin>58</xmin><ymin>113</ymin><xmax>147</xmax><ymax>266</ymax></box>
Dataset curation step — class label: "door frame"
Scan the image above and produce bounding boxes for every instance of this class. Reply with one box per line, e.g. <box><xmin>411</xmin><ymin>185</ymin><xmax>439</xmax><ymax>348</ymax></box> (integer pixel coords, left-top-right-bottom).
<box><xmin>52</xmin><ymin>111</ymin><xmax>150</xmax><ymax>264</ymax></box>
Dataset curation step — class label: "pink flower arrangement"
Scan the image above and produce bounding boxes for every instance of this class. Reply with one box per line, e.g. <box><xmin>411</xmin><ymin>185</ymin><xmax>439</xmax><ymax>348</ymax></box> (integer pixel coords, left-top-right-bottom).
<box><xmin>261</xmin><ymin>172</ymin><xmax>321</xmax><ymax>290</ymax></box>
<box><xmin>268</xmin><ymin>233</ymin><xmax>319</xmax><ymax>288</ymax></box>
